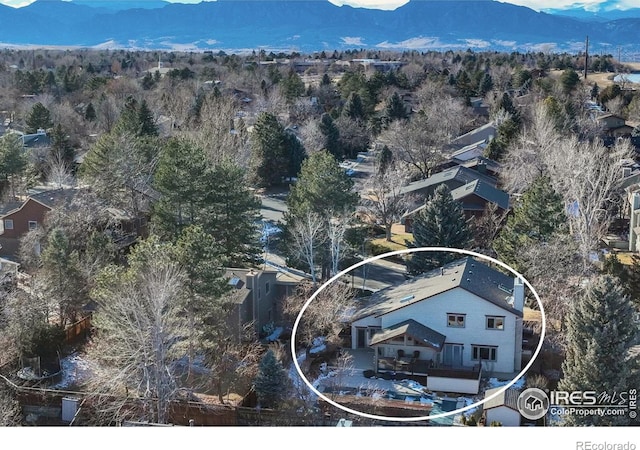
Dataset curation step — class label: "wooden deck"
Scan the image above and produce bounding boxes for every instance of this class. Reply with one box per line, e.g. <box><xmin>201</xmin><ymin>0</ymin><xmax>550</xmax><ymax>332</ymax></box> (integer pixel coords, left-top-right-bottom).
<box><xmin>377</xmin><ymin>357</ymin><xmax>481</xmax><ymax>380</ymax></box>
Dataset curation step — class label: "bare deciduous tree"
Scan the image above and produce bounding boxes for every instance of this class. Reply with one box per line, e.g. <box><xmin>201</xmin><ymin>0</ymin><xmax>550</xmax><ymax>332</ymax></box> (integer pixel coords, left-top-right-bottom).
<box><xmin>551</xmin><ymin>138</ymin><xmax>632</xmax><ymax>266</ymax></box>
<box><xmin>285</xmin><ymin>280</ymin><xmax>355</xmax><ymax>350</ymax></box>
<box><xmin>85</xmin><ymin>240</ymin><xmax>189</xmax><ymax>425</ymax></box>
<box><xmin>361</xmin><ymin>165</ymin><xmax>412</xmax><ymax>241</ymax></box>
<box><xmin>327</xmin><ymin>213</ymin><xmax>352</xmax><ymax>277</ymax></box>
<box><xmin>288</xmin><ymin>211</ymin><xmax>327</xmax><ymax>287</ymax></box>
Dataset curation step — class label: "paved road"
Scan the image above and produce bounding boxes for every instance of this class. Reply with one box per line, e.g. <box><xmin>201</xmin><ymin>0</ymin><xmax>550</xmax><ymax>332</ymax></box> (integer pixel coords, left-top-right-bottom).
<box><xmin>257</xmin><ymin>153</ymin><xmax>409</xmax><ymax>293</ymax></box>
<box><xmin>259</xmin><ymin>193</ymin><xmax>288</xmax><ymax>224</ymax></box>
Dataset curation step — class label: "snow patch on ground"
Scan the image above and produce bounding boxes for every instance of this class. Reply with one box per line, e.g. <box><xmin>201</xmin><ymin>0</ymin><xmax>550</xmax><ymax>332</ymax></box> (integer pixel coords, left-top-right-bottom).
<box><xmin>49</xmin><ymin>352</ymin><xmax>93</xmax><ymax>389</ymax></box>
<box><xmin>486</xmin><ymin>375</ymin><xmax>526</xmax><ymax>390</ymax></box>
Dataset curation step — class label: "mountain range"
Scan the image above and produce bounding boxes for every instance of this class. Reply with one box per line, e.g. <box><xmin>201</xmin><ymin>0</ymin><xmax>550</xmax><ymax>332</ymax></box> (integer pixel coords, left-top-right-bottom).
<box><xmin>0</xmin><ymin>0</ymin><xmax>639</xmax><ymax>53</ymax></box>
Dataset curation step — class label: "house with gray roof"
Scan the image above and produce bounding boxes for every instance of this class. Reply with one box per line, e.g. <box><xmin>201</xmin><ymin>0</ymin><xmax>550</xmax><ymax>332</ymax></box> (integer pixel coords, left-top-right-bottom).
<box><xmin>402</xmin><ymin>179</ymin><xmax>510</xmax><ymax>233</ymax></box>
<box><xmin>399</xmin><ymin>165</ymin><xmax>498</xmax><ymax>199</ymax></box>
<box><xmin>348</xmin><ymin>257</ymin><xmax>525</xmax><ymax>394</ymax></box>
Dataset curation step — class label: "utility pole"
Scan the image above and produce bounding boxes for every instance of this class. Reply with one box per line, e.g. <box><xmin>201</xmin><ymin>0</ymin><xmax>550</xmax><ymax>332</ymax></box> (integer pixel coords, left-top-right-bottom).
<box><xmin>584</xmin><ymin>35</ymin><xmax>589</xmax><ymax>80</ymax></box>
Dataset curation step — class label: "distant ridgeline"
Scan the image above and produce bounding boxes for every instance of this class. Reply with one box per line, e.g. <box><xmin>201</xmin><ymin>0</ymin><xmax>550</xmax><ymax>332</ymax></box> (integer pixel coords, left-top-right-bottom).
<box><xmin>0</xmin><ymin>0</ymin><xmax>639</xmax><ymax>52</ymax></box>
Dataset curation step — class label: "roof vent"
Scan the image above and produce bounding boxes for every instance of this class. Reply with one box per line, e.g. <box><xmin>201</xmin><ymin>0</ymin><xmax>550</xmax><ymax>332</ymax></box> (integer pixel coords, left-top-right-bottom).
<box><xmin>440</xmin><ymin>268</ymin><xmax>444</xmax><ymax>276</ymax></box>
<box><xmin>466</xmin><ymin>278</ymin><xmax>471</xmax><ymax>282</ymax></box>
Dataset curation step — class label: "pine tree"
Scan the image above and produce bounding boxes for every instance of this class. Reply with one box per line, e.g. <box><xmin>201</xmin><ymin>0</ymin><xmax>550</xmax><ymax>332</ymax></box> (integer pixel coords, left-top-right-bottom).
<box><xmin>383</xmin><ymin>92</ymin><xmax>408</xmax><ymax>124</ymax></box>
<box><xmin>558</xmin><ymin>275</ymin><xmax>639</xmax><ymax>426</ymax></box>
<box><xmin>249</xmin><ymin>112</ymin><xmax>290</xmax><ymax>187</ymax></box>
<box><xmin>493</xmin><ymin>176</ymin><xmax>565</xmax><ymax>273</ymax></box>
<box><xmin>319</xmin><ymin>113</ymin><xmax>341</xmax><ymax>160</ymax></box>
<box><xmin>137</xmin><ymin>100</ymin><xmax>158</xmax><ymax>137</ymax></box>
<box><xmin>254</xmin><ymin>350</ymin><xmax>288</xmax><ymax>409</ymax></box>
<box><xmin>342</xmin><ymin>92</ymin><xmax>366</xmax><ymax>120</ymax></box>
<box><xmin>84</xmin><ymin>102</ymin><xmax>96</xmax><ymax>122</ymax></box>
<box><xmin>405</xmin><ymin>184</ymin><xmax>472</xmax><ymax>275</ymax></box>
<box><xmin>50</xmin><ymin>124</ymin><xmax>75</xmax><ymax>166</ymax></box>
<box><xmin>25</xmin><ymin>102</ymin><xmax>53</xmax><ymax>134</ymax></box>
<box><xmin>202</xmin><ymin>163</ymin><xmax>262</xmax><ymax>268</ymax></box>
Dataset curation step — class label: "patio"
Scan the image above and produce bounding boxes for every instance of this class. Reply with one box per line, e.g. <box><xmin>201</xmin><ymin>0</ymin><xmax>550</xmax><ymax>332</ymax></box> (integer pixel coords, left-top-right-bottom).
<box><xmin>328</xmin><ymin>349</ymin><xmax>483</xmax><ymax>395</ymax></box>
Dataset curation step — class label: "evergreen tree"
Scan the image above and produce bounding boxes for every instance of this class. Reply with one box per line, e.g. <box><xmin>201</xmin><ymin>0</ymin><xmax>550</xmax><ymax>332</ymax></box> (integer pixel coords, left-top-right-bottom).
<box><xmin>286</xmin><ymin>150</ymin><xmax>358</xmax><ymax>220</ymax></box>
<box><xmin>560</xmin><ymin>68</ymin><xmax>581</xmax><ymax>94</ymax></box>
<box><xmin>478</xmin><ymin>72</ymin><xmax>494</xmax><ymax>96</ymax></box>
<box><xmin>282</xmin><ymin>69</ymin><xmax>305</xmax><ymax>103</ymax></box>
<box><xmin>254</xmin><ymin>350</ymin><xmax>288</xmax><ymax>409</ymax></box>
<box><xmin>50</xmin><ymin>124</ymin><xmax>75</xmax><ymax>166</ymax></box>
<box><xmin>137</xmin><ymin>99</ymin><xmax>158</xmax><ymax>137</ymax></box>
<box><xmin>249</xmin><ymin>112</ymin><xmax>290</xmax><ymax>187</ymax></box>
<box><xmin>202</xmin><ymin>163</ymin><xmax>262</xmax><ymax>268</ymax></box>
<box><xmin>0</xmin><ymin>134</ymin><xmax>28</xmax><ymax>198</ymax></box>
<box><xmin>25</xmin><ymin>102</ymin><xmax>53</xmax><ymax>133</ymax></box>
<box><xmin>405</xmin><ymin>184</ymin><xmax>472</xmax><ymax>275</ymax></box>
<box><xmin>493</xmin><ymin>176</ymin><xmax>565</xmax><ymax>273</ymax></box>
<box><xmin>319</xmin><ymin>113</ymin><xmax>341</xmax><ymax>160</ymax></box>
<box><xmin>342</xmin><ymin>92</ymin><xmax>366</xmax><ymax>120</ymax></box>
<box><xmin>41</xmin><ymin>228</ymin><xmax>86</xmax><ymax>327</ymax></box>
<box><xmin>383</xmin><ymin>92</ymin><xmax>408</xmax><ymax>124</ymax></box>
<box><xmin>375</xmin><ymin>145</ymin><xmax>393</xmax><ymax>174</ymax></box>
<box><xmin>153</xmin><ymin>138</ymin><xmax>210</xmax><ymax>237</ymax></box>
<box><xmin>84</xmin><ymin>102</ymin><xmax>96</xmax><ymax>122</ymax></box>
<box><xmin>558</xmin><ymin>275</ymin><xmax>639</xmax><ymax>426</ymax></box>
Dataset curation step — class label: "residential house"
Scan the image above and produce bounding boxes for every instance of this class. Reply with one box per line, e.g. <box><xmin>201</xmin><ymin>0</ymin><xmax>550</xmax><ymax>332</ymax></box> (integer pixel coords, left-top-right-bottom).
<box><xmin>225</xmin><ymin>267</ymin><xmax>302</xmax><ymax>340</ymax></box>
<box><xmin>347</xmin><ymin>257</ymin><xmax>525</xmax><ymax>394</ymax></box>
<box><xmin>399</xmin><ymin>165</ymin><xmax>498</xmax><ymax>199</ymax></box>
<box><xmin>20</xmin><ymin>129</ymin><xmax>51</xmax><ymax>149</ymax></box>
<box><xmin>402</xmin><ymin>179</ymin><xmax>510</xmax><ymax>233</ymax></box>
<box><xmin>0</xmin><ymin>189</ymin><xmax>74</xmax><ymax>257</ymax></box>
<box><xmin>482</xmin><ymin>387</ymin><xmax>522</xmax><ymax>426</ymax></box>
<box><xmin>596</xmin><ymin>113</ymin><xmax>634</xmax><ymax>138</ymax></box>
<box><xmin>449</xmin><ymin>122</ymin><xmax>497</xmax><ymax>150</ymax></box>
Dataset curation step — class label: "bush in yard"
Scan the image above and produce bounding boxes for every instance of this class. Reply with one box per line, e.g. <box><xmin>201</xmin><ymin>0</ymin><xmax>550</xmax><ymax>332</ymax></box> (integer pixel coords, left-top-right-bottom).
<box><xmin>254</xmin><ymin>349</ymin><xmax>289</xmax><ymax>409</ymax></box>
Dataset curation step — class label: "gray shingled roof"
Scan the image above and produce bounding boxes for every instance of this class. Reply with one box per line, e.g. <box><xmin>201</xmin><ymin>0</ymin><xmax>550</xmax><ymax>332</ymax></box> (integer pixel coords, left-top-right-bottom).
<box><xmin>483</xmin><ymin>386</ymin><xmax>521</xmax><ymax>411</ymax></box>
<box><xmin>449</xmin><ymin>122</ymin><xmax>497</xmax><ymax>149</ymax></box>
<box><xmin>351</xmin><ymin>257</ymin><xmax>522</xmax><ymax>322</ymax></box>
<box><xmin>399</xmin><ymin>166</ymin><xmax>497</xmax><ymax>196</ymax></box>
<box><xmin>450</xmin><ymin>179</ymin><xmax>510</xmax><ymax>210</ymax></box>
<box><xmin>369</xmin><ymin>319</ymin><xmax>446</xmax><ymax>350</ymax></box>
<box><xmin>29</xmin><ymin>189</ymin><xmax>76</xmax><ymax>209</ymax></box>
<box><xmin>403</xmin><ymin>179</ymin><xmax>509</xmax><ymax>219</ymax></box>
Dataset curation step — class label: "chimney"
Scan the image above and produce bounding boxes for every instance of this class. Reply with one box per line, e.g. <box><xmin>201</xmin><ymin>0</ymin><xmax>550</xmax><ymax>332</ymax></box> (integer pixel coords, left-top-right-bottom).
<box><xmin>513</xmin><ymin>277</ymin><xmax>525</xmax><ymax>312</ymax></box>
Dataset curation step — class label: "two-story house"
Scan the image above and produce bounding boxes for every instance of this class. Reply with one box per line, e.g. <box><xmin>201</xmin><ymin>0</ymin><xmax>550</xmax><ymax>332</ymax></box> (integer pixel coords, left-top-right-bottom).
<box><xmin>225</xmin><ymin>267</ymin><xmax>302</xmax><ymax>340</ymax></box>
<box><xmin>348</xmin><ymin>257</ymin><xmax>524</xmax><ymax>394</ymax></box>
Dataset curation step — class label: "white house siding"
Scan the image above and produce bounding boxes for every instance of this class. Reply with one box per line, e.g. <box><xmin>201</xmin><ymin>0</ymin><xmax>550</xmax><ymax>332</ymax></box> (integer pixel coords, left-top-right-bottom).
<box><xmin>427</xmin><ymin>376</ymin><xmax>480</xmax><ymax>395</ymax></box>
<box><xmin>485</xmin><ymin>406</ymin><xmax>521</xmax><ymax>427</ymax></box>
<box><xmin>379</xmin><ymin>287</ymin><xmax>519</xmax><ymax>373</ymax></box>
<box><xmin>350</xmin><ymin>315</ymin><xmax>381</xmax><ymax>349</ymax></box>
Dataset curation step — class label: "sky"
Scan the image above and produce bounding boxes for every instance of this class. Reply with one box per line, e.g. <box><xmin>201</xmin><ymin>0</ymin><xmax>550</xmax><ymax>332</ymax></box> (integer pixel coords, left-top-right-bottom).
<box><xmin>0</xmin><ymin>0</ymin><xmax>636</xmax><ymax>12</ymax></box>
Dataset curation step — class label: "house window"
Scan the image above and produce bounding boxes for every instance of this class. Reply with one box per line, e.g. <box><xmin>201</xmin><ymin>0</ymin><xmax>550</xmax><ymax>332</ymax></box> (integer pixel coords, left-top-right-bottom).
<box><xmin>28</xmin><ymin>221</ymin><xmax>38</xmax><ymax>231</ymax></box>
<box><xmin>447</xmin><ymin>313</ymin><xmax>466</xmax><ymax>328</ymax></box>
<box><xmin>472</xmin><ymin>345</ymin><xmax>497</xmax><ymax>362</ymax></box>
<box><xmin>4</xmin><ymin>219</ymin><xmax>13</xmax><ymax>230</ymax></box>
<box><xmin>265</xmin><ymin>282</ymin><xmax>270</xmax><ymax>294</ymax></box>
<box><xmin>486</xmin><ymin>316</ymin><xmax>505</xmax><ymax>330</ymax></box>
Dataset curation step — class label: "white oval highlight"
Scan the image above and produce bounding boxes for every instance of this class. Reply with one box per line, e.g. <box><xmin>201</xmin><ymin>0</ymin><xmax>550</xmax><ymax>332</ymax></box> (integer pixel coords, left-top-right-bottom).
<box><xmin>291</xmin><ymin>247</ymin><xmax>546</xmax><ymax>422</ymax></box>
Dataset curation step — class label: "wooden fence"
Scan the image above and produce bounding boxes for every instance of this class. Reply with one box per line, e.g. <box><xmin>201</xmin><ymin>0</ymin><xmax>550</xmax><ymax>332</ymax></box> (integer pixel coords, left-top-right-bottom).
<box><xmin>64</xmin><ymin>315</ymin><xmax>92</xmax><ymax>344</ymax></box>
